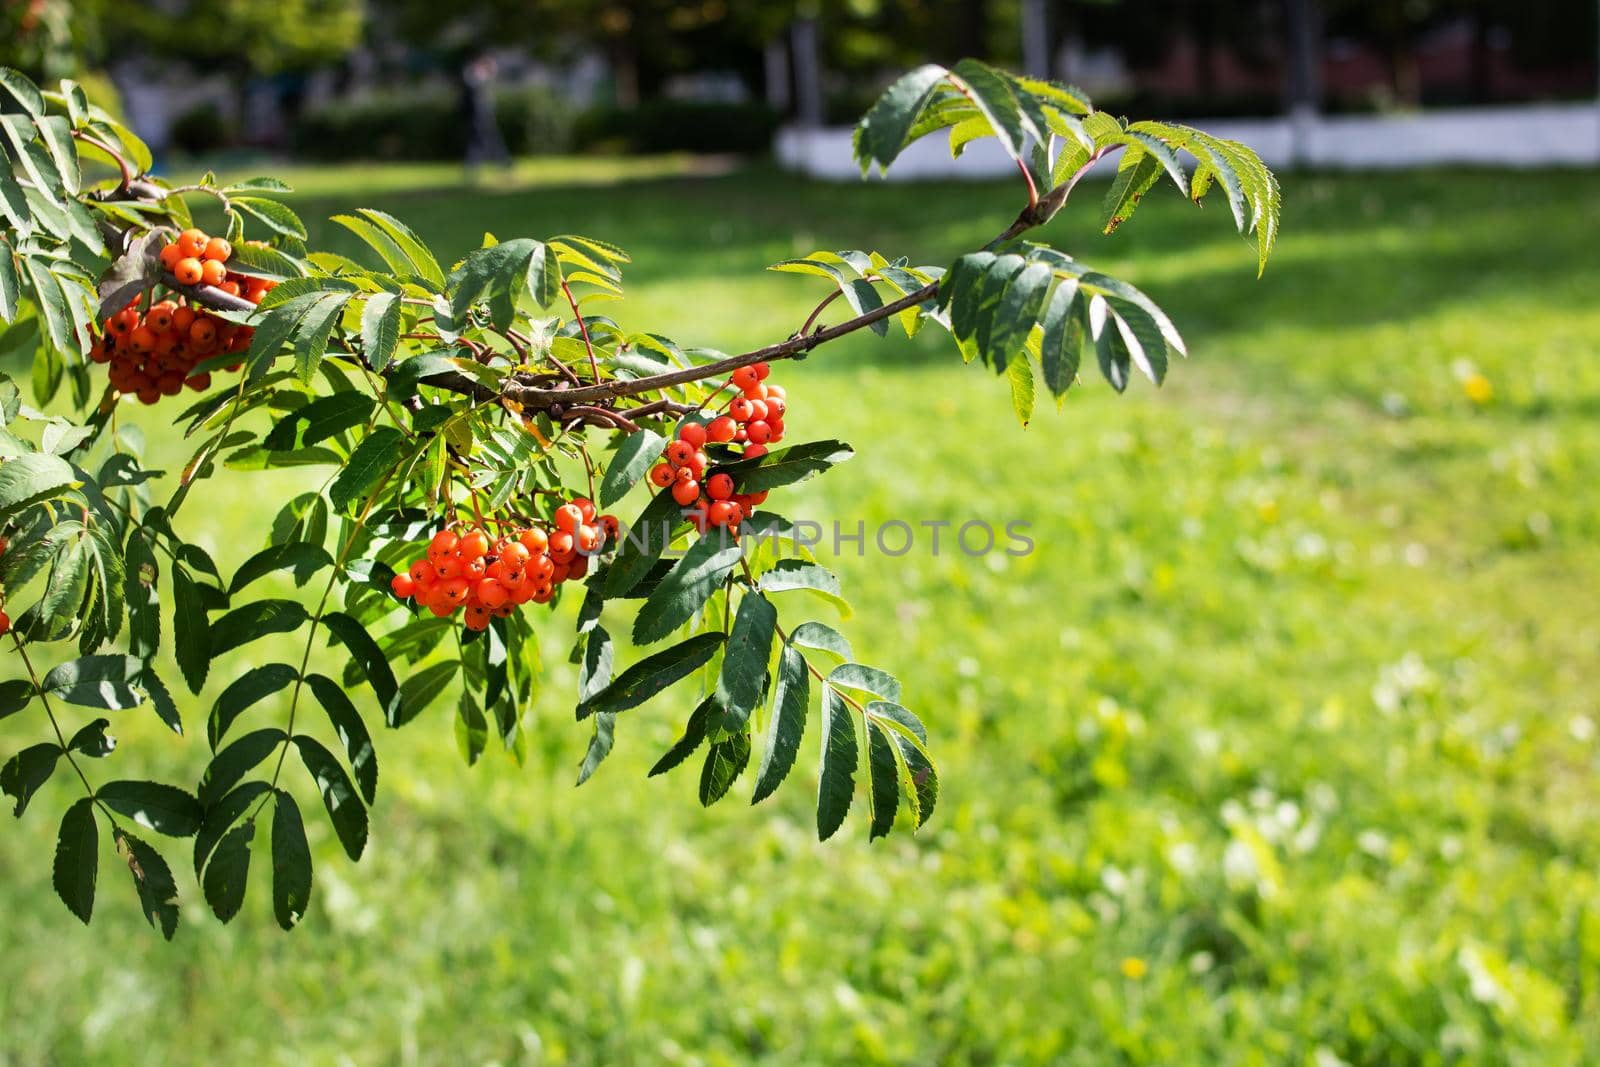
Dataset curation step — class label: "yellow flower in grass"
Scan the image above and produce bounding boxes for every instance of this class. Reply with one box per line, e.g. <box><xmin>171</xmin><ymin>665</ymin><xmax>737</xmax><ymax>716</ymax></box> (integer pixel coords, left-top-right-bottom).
<box><xmin>1462</xmin><ymin>372</ymin><xmax>1494</xmax><ymax>405</ymax></box>
<box><xmin>1120</xmin><ymin>956</ymin><xmax>1148</xmax><ymax>980</ymax></box>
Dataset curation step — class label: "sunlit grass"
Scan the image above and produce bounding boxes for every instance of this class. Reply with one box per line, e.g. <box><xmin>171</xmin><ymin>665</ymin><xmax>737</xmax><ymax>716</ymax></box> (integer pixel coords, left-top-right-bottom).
<box><xmin>3</xmin><ymin>159</ymin><xmax>1599</xmax><ymax>1065</ymax></box>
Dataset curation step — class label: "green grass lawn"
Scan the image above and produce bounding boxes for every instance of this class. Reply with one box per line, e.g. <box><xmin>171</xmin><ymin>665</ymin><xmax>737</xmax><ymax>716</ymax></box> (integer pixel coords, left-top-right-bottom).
<box><xmin>4</xmin><ymin>159</ymin><xmax>1600</xmax><ymax>1065</ymax></box>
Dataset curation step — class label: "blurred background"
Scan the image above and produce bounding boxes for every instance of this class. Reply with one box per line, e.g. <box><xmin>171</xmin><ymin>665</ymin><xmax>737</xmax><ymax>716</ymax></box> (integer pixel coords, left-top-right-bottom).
<box><xmin>3</xmin><ymin>2</ymin><xmax>1600</xmax><ymax>1065</ymax></box>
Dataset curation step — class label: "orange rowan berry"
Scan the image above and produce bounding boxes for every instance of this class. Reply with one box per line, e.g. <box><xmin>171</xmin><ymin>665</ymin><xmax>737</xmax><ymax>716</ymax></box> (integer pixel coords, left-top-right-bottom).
<box><xmin>575</xmin><ymin>524</ymin><xmax>601</xmax><ymax>554</ymax></box>
<box><xmin>186</xmin><ymin>372</ymin><xmax>211</xmax><ymax>392</ymax></box>
<box><xmin>520</xmin><ymin>528</ymin><xmax>549</xmax><ymax>555</ymax></box>
<box><xmin>0</xmin><ymin>610</ymin><xmax>9</xmax><ymax>636</ymax></box>
<box><xmin>129</xmin><ymin>326</ymin><xmax>157</xmax><ymax>354</ymax></box>
<box><xmin>707</xmin><ymin>416</ymin><xmax>737</xmax><ymax>443</ymax></box>
<box><xmin>475</xmin><ymin>579</ymin><xmax>510</xmax><ymax>609</ymax></box>
<box><xmin>753</xmin><ymin>361</ymin><xmax>771</xmax><ymax>380</ymax></box>
<box><xmin>708</xmin><ymin>500</ymin><xmax>739</xmax><ymax>527</ymax></box>
<box><xmin>200</xmin><ymin>259</ymin><xmax>227</xmax><ymax>287</ymax></box>
<box><xmin>147</xmin><ymin>301</ymin><xmax>176</xmax><ymax>331</ymax></box>
<box><xmin>665</xmin><ymin>440</ymin><xmax>694</xmax><ymax>467</ymax></box>
<box><xmin>706</xmin><ymin>473</ymin><xmax>734</xmax><ymax>501</ymax></box>
<box><xmin>188</xmin><ymin>318</ymin><xmax>217</xmax><ymax>347</ymax></box>
<box><xmin>391</xmin><ymin>573</ymin><xmax>417</xmax><ymax>599</ymax></box>
<box><xmin>649</xmin><ymin>463</ymin><xmax>675</xmax><ymax>488</ymax></box>
<box><xmin>159</xmin><ymin>242</ymin><xmax>183</xmax><ymax>270</ymax></box>
<box><xmin>202</xmin><ymin>237</ymin><xmax>232</xmax><ymax>262</ymax></box>
<box><xmin>554</xmin><ymin>503</ymin><xmax>583</xmax><ymax>534</ymax></box>
<box><xmin>458</xmin><ymin>529</ymin><xmax>490</xmax><ymax>559</ymax></box>
<box><xmin>671</xmin><ymin>478</ymin><xmax>700</xmax><ymax>507</ymax></box>
<box><xmin>174</xmin><ymin>258</ymin><xmax>204</xmax><ymax>285</ymax></box>
<box><xmin>176</xmin><ymin>229</ymin><xmax>208</xmax><ymax>258</ymax></box>
<box><xmin>729</xmin><ymin>397</ymin><xmax>755</xmax><ymax>422</ymax></box>
<box><xmin>731</xmin><ymin>366</ymin><xmax>760</xmax><ymax>390</ymax></box>
<box><xmin>747</xmin><ymin>420</ymin><xmax>773</xmax><ymax>444</ymax></box>
<box><xmin>678</xmin><ymin>422</ymin><xmax>707</xmax><ymax>448</ymax></box>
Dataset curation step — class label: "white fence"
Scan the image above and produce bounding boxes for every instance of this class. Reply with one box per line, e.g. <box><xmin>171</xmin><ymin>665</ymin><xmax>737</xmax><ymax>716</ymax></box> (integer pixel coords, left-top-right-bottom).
<box><xmin>775</xmin><ymin>102</ymin><xmax>1600</xmax><ymax>180</ymax></box>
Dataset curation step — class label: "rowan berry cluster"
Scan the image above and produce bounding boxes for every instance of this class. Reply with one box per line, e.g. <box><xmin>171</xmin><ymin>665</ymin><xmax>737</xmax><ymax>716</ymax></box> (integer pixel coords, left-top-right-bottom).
<box><xmin>647</xmin><ymin>362</ymin><xmax>784</xmax><ymax>532</ymax></box>
<box><xmin>88</xmin><ymin>230</ymin><xmax>277</xmax><ymax>405</ymax></box>
<box><xmin>389</xmin><ymin>498</ymin><xmax>619</xmax><ymax>631</ymax></box>
<box><xmin>157</xmin><ymin>228</ymin><xmax>274</xmax><ymax>303</ymax></box>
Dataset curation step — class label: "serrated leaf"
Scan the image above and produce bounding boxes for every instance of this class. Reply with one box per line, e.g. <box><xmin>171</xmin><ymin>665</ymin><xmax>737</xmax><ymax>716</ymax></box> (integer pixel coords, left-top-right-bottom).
<box><xmin>321</xmin><ymin>611</ymin><xmax>402</xmax><ymax>725</ymax></box>
<box><xmin>306</xmin><ymin>674</ymin><xmax>376</xmax><ymax>804</ymax></box>
<box><xmin>0</xmin><ymin>451</ymin><xmax>76</xmax><ymax>517</ymax></box>
<box><xmin>579</xmin><ymin>632</ymin><xmax>724</xmax><ymax>719</ymax></box>
<box><xmin>598</xmin><ymin>428</ymin><xmax>666</xmax><ymax>507</ymax></box>
<box><xmin>1</xmin><ymin>742</ymin><xmax>59</xmax><ymax>816</ymax></box>
<box><xmin>715</xmin><ymin>591</ymin><xmax>776</xmax><ymax>732</ymax></box>
<box><xmin>329</xmin><ymin>426</ymin><xmax>407</xmax><ymax>513</ymax></box>
<box><xmin>208</xmin><ymin>662</ymin><xmax>297</xmax><ymax>751</ymax></box>
<box><xmin>857</xmin><ymin>64</ymin><xmax>950</xmax><ymax>169</ymax></box>
<box><xmin>42</xmin><ymin>654</ymin><xmax>144</xmax><ymax>710</ymax></box>
<box><xmin>698</xmin><ymin>729</ymin><xmax>751</xmax><ymax>807</ymax></box>
<box><xmin>1007</xmin><ymin>356</ymin><xmax>1036</xmax><ymax>425</ymax></box>
<box><xmin>202</xmin><ymin>822</ymin><xmax>252</xmax><ymax>923</ymax></box>
<box><xmin>827</xmin><ymin>662</ymin><xmax>902</xmax><ymax>703</ymax></box>
<box><xmin>393</xmin><ymin>659</ymin><xmax>458</xmax><ymax>727</ymax></box>
<box><xmin>118</xmin><ymin>830</ymin><xmax>179</xmax><ymax>939</ymax></box>
<box><xmin>716</xmin><ymin>439</ymin><xmax>854</xmax><ymax>494</ymax></box>
<box><xmin>97</xmin><ymin>780</ymin><xmax>203</xmax><ymax>837</ymax></box>
<box><xmin>293</xmin><ymin>736</ymin><xmax>367</xmax><ymax>860</ymax></box>
<box><xmin>632</xmin><ymin>536</ymin><xmax>741</xmax><ymax>645</ymax></box>
<box><xmin>816</xmin><ymin>687</ymin><xmax>856</xmax><ymax>841</ymax></box>
<box><xmin>751</xmin><ymin>643</ymin><xmax>809</xmax><ymax>804</ymax></box>
<box><xmin>648</xmin><ymin>698</ymin><xmax>715</xmax><ymax>777</ymax></box>
<box><xmin>866</xmin><ymin>719</ymin><xmax>899</xmax><ymax>840</ymax></box>
<box><xmin>229</xmin><ymin>541</ymin><xmax>333</xmax><ymax>594</ymax></box>
<box><xmin>359</xmin><ymin>292</ymin><xmax>402</xmax><ymax>370</ymax></box>
<box><xmin>234</xmin><ymin>196</ymin><xmax>307</xmax><ymax>240</ymax></box>
<box><xmin>270</xmin><ymin>789</ymin><xmax>312</xmax><ymax>930</ymax></box>
<box><xmin>789</xmin><ymin>621</ymin><xmax>853</xmax><ymax>662</ymax></box>
<box><xmin>209</xmin><ymin>599</ymin><xmax>308</xmax><ymax>658</ymax></box>
<box><xmin>53</xmin><ymin>797</ymin><xmax>97</xmax><ymax>923</ymax></box>
<box><xmin>172</xmin><ymin>567</ymin><xmax>211</xmax><ymax>694</ymax></box>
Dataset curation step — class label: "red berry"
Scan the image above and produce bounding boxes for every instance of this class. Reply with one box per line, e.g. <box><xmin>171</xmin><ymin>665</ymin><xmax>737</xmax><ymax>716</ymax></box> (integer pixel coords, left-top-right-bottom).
<box><xmin>744</xmin><ymin>443</ymin><xmax>769</xmax><ymax>459</ymax></box>
<box><xmin>409</xmin><ymin>560</ymin><xmax>438</xmax><ymax>586</ymax></box>
<box><xmin>554</xmin><ymin>504</ymin><xmax>583</xmax><ymax>533</ymax></box>
<box><xmin>520</xmin><ymin>528</ymin><xmax>549</xmax><ymax>555</ymax></box>
<box><xmin>599</xmin><ymin>515</ymin><xmax>621</xmax><ymax>542</ymax></box>
<box><xmin>475</xmin><ymin>579</ymin><xmax>510</xmax><ymax>609</ymax></box>
<box><xmin>754</xmin><ymin>361</ymin><xmax>771</xmax><ymax>380</ymax></box>
<box><xmin>765</xmin><ymin>383</ymin><xmax>785</xmax><ymax>399</ymax></box>
<box><xmin>572</xmin><ymin>497</ymin><xmax>597</xmax><ymax>522</ymax></box>
<box><xmin>746</xmin><ymin>420</ymin><xmax>773</xmax><ymax>444</ymax></box>
<box><xmin>708</xmin><ymin>500</ymin><xmax>739</xmax><ymax>526</ymax></box>
<box><xmin>747</xmin><ymin>399</ymin><xmax>769</xmax><ymax>422</ymax></box>
<box><xmin>731</xmin><ymin>366</ymin><xmax>760</xmax><ymax>390</ymax></box>
<box><xmin>0</xmin><ymin>610</ymin><xmax>9</xmax><ymax>635</ymax></box>
<box><xmin>707</xmin><ymin>416</ymin><xmax>737</xmax><ymax>443</ymax></box>
<box><xmin>461</xmin><ymin>555</ymin><xmax>488</xmax><ymax>581</ymax></box>
<box><xmin>391</xmin><ymin>573</ymin><xmax>417</xmax><ymax>599</ymax></box>
<box><xmin>671</xmin><ymin>478</ymin><xmax>701</xmax><ymax>506</ymax></box>
<box><xmin>649</xmin><ymin>463</ymin><xmax>676</xmax><ymax>488</ymax></box>
<box><xmin>706</xmin><ymin>473</ymin><xmax>734</xmax><ymax>500</ymax></box>
<box><xmin>678</xmin><ymin>422</ymin><xmax>707</xmax><ymax>448</ymax></box>
<box><xmin>729</xmin><ymin>397</ymin><xmax>755</xmax><ymax>422</ymax></box>
<box><xmin>575</xmin><ymin>524</ymin><xmax>602</xmax><ymax>554</ymax></box>
<box><xmin>500</xmin><ymin>541</ymin><xmax>531</xmax><ymax>568</ymax></box>
<box><xmin>458</xmin><ymin>530</ymin><xmax>490</xmax><ymax>559</ymax></box>
<box><xmin>549</xmin><ymin>530</ymin><xmax>576</xmax><ymax>562</ymax></box>
<box><xmin>686</xmin><ymin>451</ymin><xmax>709</xmax><ymax>478</ymax></box>
<box><xmin>665</xmin><ymin>440</ymin><xmax>694</xmax><ymax>467</ymax></box>
<box><xmin>429</xmin><ymin>530</ymin><xmax>459</xmax><ymax>562</ymax></box>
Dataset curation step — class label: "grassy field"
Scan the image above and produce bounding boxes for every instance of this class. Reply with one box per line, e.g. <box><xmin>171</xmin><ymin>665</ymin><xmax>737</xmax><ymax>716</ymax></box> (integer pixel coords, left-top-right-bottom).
<box><xmin>4</xmin><ymin>159</ymin><xmax>1600</xmax><ymax>1066</ymax></box>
